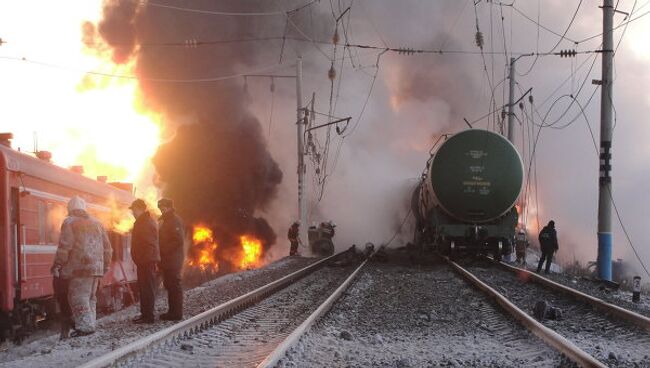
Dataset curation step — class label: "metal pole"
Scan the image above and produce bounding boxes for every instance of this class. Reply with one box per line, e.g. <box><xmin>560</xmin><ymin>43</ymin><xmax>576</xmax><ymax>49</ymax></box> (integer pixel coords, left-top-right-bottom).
<box><xmin>597</xmin><ymin>0</ymin><xmax>614</xmax><ymax>281</ymax></box>
<box><xmin>295</xmin><ymin>58</ymin><xmax>308</xmax><ymax>251</ymax></box>
<box><xmin>506</xmin><ymin>57</ymin><xmax>516</xmax><ymax>143</ymax></box>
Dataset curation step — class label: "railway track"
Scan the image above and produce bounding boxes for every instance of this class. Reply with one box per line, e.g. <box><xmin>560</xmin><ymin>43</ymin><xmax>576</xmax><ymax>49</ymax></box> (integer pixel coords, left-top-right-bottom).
<box><xmin>447</xmin><ymin>257</ymin><xmax>650</xmax><ymax>367</ymax></box>
<box><xmin>277</xmin><ymin>258</ymin><xmax>572</xmax><ymax>367</ymax></box>
<box><xmin>78</xmin><ymin>250</ymin><xmax>366</xmax><ymax>368</ymax></box>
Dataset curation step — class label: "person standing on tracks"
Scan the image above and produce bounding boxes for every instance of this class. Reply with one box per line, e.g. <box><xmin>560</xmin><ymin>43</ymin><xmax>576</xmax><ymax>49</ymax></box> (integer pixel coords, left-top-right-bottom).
<box><xmin>52</xmin><ymin>196</ymin><xmax>112</xmax><ymax>337</ymax></box>
<box><xmin>157</xmin><ymin>198</ymin><xmax>185</xmax><ymax>321</ymax></box>
<box><xmin>537</xmin><ymin>220</ymin><xmax>559</xmax><ymax>274</ymax></box>
<box><xmin>129</xmin><ymin>199</ymin><xmax>160</xmax><ymax>324</ymax></box>
<box><xmin>288</xmin><ymin>221</ymin><xmax>300</xmax><ymax>256</ymax></box>
<box><xmin>514</xmin><ymin>230</ymin><xmax>529</xmax><ymax>267</ymax></box>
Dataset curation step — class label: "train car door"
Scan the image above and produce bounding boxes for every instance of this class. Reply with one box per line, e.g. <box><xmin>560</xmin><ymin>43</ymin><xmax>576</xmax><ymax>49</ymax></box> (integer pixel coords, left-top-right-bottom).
<box><xmin>10</xmin><ymin>187</ymin><xmax>19</xmax><ymax>307</ymax></box>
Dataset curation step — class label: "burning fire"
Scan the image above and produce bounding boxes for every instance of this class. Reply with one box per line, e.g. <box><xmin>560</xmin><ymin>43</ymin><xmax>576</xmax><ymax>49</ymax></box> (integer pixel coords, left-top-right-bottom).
<box><xmin>239</xmin><ymin>235</ymin><xmax>263</xmax><ymax>270</ymax></box>
<box><xmin>186</xmin><ymin>225</ymin><xmax>264</xmax><ymax>273</ymax></box>
<box><xmin>189</xmin><ymin>225</ymin><xmax>219</xmax><ymax>272</ymax></box>
<box><xmin>0</xmin><ymin>2</ymin><xmax>162</xmax><ymax>201</ymax></box>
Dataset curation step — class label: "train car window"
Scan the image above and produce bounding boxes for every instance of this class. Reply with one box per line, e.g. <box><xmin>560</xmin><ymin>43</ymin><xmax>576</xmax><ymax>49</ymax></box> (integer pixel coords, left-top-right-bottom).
<box><xmin>46</xmin><ymin>202</ymin><xmax>65</xmax><ymax>245</ymax></box>
<box><xmin>37</xmin><ymin>201</ymin><xmax>46</xmax><ymax>244</ymax></box>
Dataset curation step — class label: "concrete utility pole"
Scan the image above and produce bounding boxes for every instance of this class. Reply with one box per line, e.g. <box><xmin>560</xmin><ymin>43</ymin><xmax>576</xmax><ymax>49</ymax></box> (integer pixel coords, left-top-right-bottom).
<box><xmin>295</xmin><ymin>58</ymin><xmax>308</xmax><ymax>251</ymax></box>
<box><xmin>597</xmin><ymin>0</ymin><xmax>614</xmax><ymax>281</ymax></box>
<box><xmin>506</xmin><ymin>57</ymin><xmax>516</xmax><ymax>143</ymax></box>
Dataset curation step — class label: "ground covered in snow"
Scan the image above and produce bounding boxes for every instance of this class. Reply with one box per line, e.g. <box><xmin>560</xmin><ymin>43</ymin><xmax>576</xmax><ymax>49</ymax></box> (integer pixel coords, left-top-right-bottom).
<box><xmin>278</xmin><ymin>259</ymin><xmax>571</xmax><ymax>368</ymax></box>
<box><xmin>0</xmin><ymin>256</ymin><xmax>316</xmax><ymax>368</ymax></box>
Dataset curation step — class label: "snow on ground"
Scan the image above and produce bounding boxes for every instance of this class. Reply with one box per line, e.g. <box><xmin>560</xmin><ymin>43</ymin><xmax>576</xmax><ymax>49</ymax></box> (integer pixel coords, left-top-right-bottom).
<box><xmin>0</xmin><ymin>256</ymin><xmax>316</xmax><ymax>368</ymax></box>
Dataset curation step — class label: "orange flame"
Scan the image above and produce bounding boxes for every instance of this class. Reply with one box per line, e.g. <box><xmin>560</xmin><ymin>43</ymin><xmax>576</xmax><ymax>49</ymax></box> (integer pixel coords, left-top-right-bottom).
<box><xmin>239</xmin><ymin>235</ymin><xmax>262</xmax><ymax>270</ymax></box>
<box><xmin>1</xmin><ymin>2</ymin><xmax>162</xmax><ymax>204</ymax></box>
<box><xmin>188</xmin><ymin>225</ymin><xmax>219</xmax><ymax>272</ymax></box>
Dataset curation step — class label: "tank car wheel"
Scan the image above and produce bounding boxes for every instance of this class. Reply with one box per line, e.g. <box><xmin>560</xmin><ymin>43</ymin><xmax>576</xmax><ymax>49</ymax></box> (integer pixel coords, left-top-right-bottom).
<box><xmin>449</xmin><ymin>241</ymin><xmax>457</xmax><ymax>260</ymax></box>
<box><xmin>494</xmin><ymin>240</ymin><xmax>503</xmax><ymax>262</ymax></box>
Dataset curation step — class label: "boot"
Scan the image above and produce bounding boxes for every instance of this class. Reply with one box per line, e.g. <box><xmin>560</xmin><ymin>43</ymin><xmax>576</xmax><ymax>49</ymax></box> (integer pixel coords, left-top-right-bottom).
<box><xmin>59</xmin><ymin>320</ymin><xmax>71</xmax><ymax>340</ymax></box>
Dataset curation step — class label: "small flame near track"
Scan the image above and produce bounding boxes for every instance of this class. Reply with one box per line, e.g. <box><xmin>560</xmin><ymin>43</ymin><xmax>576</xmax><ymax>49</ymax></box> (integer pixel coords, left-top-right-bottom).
<box><xmin>189</xmin><ymin>225</ymin><xmax>219</xmax><ymax>272</ymax></box>
<box><xmin>187</xmin><ymin>225</ymin><xmax>264</xmax><ymax>272</ymax></box>
<box><xmin>238</xmin><ymin>235</ymin><xmax>262</xmax><ymax>270</ymax></box>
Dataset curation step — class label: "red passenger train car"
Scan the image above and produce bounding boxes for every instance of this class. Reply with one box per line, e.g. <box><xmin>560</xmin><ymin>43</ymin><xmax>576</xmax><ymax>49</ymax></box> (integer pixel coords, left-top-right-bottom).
<box><xmin>0</xmin><ymin>135</ymin><xmax>138</xmax><ymax>341</ymax></box>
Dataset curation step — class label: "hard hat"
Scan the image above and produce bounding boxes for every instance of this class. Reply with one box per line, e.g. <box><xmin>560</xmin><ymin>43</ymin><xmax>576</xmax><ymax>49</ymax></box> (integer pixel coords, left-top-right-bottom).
<box><xmin>67</xmin><ymin>195</ymin><xmax>87</xmax><ymax>212</ymax></box>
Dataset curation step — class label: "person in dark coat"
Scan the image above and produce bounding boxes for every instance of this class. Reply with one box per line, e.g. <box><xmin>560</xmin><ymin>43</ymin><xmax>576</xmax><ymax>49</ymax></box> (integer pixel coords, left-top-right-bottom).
<box><xmin>52</xmin><ymin>268</ymin><xmax>72</xmax><ymax>339</ymax></box>
<box><xmin>157</xmin><ymin>198</ymin><xmax>185</xmax><ymax>321</ymax></box>
<box><xmin>288</xmin><ymin>222</ymin><xmax>300</xmax><ymax>256</ymax></box>
<box><xmin>537</xmin><ymin>220</ymin><xmax>559</xmax><ymax>274</ymax></box>
<box><xmin>129</xmin><ymin>199</ymin><xmax>160</xmax><ymax>324</ymax></box>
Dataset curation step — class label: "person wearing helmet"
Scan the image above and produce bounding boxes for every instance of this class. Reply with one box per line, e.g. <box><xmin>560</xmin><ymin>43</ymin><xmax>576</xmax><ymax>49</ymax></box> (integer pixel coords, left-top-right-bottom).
<box><xmin>51</xmin><ymin>196</ymin><xmax>112</xmax><ymax>337</ymax></box>
<box><xmin>514</xmin><ymin>230</ymin><xmax>529</xmax><ymax>267</ymax></box>
<box><xmin>288</xmin><ymin>221</ymin><xmax>300</xmax><ymax>256</ymax></box>
<box><xmin>537</xmin><ymin>220</ymin><xmax>559</xmax><ymax>274</ymax></box>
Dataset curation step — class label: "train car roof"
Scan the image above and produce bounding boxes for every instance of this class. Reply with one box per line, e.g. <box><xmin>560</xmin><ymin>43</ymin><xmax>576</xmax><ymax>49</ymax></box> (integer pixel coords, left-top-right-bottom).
<box><xmin>0</xmin><ymin>144</ymin><xmax>135</xmax><ymax>205</ymax></box>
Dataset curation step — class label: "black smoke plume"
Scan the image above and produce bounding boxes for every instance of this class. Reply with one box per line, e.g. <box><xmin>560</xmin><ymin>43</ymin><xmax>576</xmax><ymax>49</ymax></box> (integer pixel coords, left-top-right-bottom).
<box><xmin>88</xmin><ymin>0</ymin><xmax>321</xmax><ymax>258</ymax></box>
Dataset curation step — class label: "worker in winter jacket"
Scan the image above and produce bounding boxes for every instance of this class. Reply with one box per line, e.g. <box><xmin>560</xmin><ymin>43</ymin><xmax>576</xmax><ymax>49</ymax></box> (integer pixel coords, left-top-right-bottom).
<box><xmin>130</xmin><ymin>199</ymin><xmax>160</xmax><ymax>324</ymax></box>
<box><xmin>52</xmin><ymin>196</ymin><xmax>112</xmax><ymax>337</ymax></box>
<box><xmin>157</xmin><ymin>198</ymin><xmax>185</xmax><ymax>321</ymax></box>
<box><xmin>288</xmin><ymin>222</ymin><xmax>300</xmax><ymax>256</ymax></box>
<box><xmin>537</xmin><ymin>220</ymin><xmax>559</xmax><ymax>274</ymax></box>
<box><xmin>514</xmin><ymin>230</ymin><xmax>529</xmax><ymax>267</ymax></box>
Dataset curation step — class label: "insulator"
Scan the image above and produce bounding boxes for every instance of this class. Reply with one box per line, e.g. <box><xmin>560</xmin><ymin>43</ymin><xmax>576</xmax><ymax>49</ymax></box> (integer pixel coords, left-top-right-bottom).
<box><xmin>501</xmin><ymin>110</ymin><xmax>506</xmax><ymax>120</ymax></box>
<box><xmin>519</xmin><ymin>102</ymin><xmax>524</xmax><ymax>110</ymax></box>
<box><xmin>332</xmin><ymin>28</ymin><xmax>340</xmax><ymax>45</ymax></box>
<box><xmin>528</xmin><ymin>95</ymin><xmax>533</xmax><ymax>104</ymax></box>
<box><xmin>475</xmin><ymin>31</ymin><xmax>484</xmax><ymax>49</ymax></box>
<box><xmin>328</xmin><ymin>64</ymin><xmax>336</xmax><ymax>81</ymax></box>
<box><xmin>270</xmin><ymin>79</ymin><xmax>275</xmax><ymax>93</ymax></box>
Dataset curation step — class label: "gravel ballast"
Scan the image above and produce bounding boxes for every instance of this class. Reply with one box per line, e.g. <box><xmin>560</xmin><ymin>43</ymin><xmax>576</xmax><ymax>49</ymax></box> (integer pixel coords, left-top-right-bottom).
<box><xmin>0</xmin><ymin>256</ymin><xmax>317</xmax><ymax>368</ymax></box>
<box><xmin>468</xmin><ymin>262</ymin><xmax>650</xmax><ymax>367</ymax></box>
<box><xmin>278</xmin><ymin>261</ymin><xmax>570</xmax><ymax>367</ymax></box>
<box><xmin>131</xmin><ymin>262</ymin><xmax>360</xmax><ymax>367</ymax></box>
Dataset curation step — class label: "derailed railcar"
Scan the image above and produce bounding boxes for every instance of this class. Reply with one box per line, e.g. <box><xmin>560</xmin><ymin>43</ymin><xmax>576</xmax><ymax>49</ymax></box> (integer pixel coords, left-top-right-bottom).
<box><xmin>0</xmin><ymin>137</ymin><xmax>137</xmax><ymax>341</ymax></box>
<box><xmin>413</xmin><ymin>129</ymin><xmax>523</xmax><ymax>259</ymax></box>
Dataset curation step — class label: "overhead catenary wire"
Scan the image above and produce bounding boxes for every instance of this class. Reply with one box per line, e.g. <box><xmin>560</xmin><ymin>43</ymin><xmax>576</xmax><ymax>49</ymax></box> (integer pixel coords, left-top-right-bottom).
<box><xmin>146</xmin><ymin>0</ymin><xmax>318</xmax><ymax>17</ymax></box>
<box><xmin>0</xmin><ymin>55</ymin><xmax>294</xmax><ymax>83</ymax></box>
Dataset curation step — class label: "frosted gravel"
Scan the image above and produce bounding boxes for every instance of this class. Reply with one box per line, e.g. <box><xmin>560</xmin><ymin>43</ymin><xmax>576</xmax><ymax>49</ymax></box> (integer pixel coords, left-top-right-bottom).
<box><xmin>278</xmin><ymin>261</ymin><xmax>570</xmax><ymax>367</ymax></box>
<box><xmin>0</xmin><ymin>256</ymin><xmax>316</xmax><ymax>368</ymax></box>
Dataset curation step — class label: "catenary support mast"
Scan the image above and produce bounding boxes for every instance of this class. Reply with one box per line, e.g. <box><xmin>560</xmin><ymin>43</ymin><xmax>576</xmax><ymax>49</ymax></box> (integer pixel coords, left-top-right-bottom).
<box><xmin>295</xmin><ymin>58</ymin><xmax>308</xmax><ymax>250</ymax></box>
<box><xmin>597</xmin><ymin>0</ymin><xmax>614</xmax><ymax>281</ymax></box>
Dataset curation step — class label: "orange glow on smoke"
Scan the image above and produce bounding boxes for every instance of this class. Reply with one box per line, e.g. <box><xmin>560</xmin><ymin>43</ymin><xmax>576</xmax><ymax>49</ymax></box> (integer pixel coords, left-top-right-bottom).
<box><xmin>188</xmin><ymin>225</ymin><xmax>219</xmax><ymax>272</ymax></box>
<box><xmin>239</xmin><ymin>235</ymin><xmax>262</xmax><ymax>270</ymax></box>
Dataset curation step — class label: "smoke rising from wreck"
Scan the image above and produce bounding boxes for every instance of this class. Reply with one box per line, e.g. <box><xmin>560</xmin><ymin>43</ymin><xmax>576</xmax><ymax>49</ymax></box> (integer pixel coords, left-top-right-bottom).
<box><xmin>86</xmin><ymin>0</ymin><xmax>650</xmax><ymax>280</ymax></box>
<box><xmin>89</xmin><ymin>0</ymin><xmax>326</xmax><ymax>256</ymax></box>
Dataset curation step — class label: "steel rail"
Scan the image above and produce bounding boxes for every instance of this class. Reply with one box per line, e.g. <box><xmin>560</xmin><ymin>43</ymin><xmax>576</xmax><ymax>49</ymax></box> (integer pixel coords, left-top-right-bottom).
<box><xmin>257</xmin><ymin>258</ymin><xmax>368</xmax><ymax>368</ymax></box>
<box><xmin>497</xmin><ymin>260</ymin><xmax>650</xmax><ymax>332</ymax></box>
<box><xmin>444</xmin><ymin>257</ymin><xmax>606</xmax><ymax>368</ymax></box>
<box><xmin>79</xmin><ymin>251</ymin><xmax>348</xmax><ymax>368</ymax></box>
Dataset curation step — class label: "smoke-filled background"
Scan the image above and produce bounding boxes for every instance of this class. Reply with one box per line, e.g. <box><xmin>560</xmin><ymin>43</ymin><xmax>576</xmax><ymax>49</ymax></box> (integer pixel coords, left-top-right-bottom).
<box><xmin>2</xmin><ymin>1</ymin><xmax>650</xmax><ymax>276</ymax></box>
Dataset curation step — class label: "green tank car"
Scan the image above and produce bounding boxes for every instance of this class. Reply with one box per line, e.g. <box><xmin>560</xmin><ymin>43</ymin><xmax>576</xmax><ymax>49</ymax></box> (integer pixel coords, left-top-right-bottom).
<box><xmin>413</xmin><ymin>129</ymin><xmax>524</xmax><ymax>259</ymax></box>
